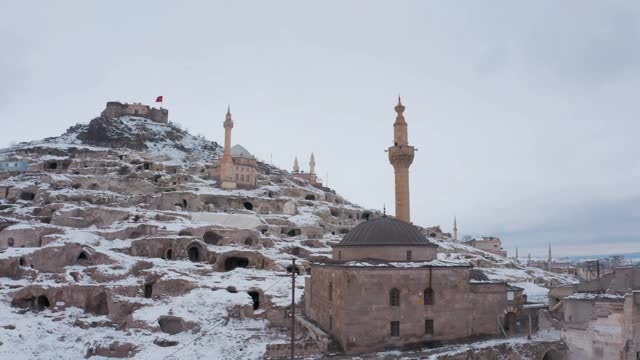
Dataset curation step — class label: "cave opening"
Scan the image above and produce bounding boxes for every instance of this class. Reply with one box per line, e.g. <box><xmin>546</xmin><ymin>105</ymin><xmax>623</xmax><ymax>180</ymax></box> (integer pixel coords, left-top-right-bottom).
<box><xmin>203</xmin><ymin>231</ymin><xmax>222</xmax><ymax>245</ymax></box>
<box><xmin>187</xmin><ymin>246</ymin><xmax>200</xmax><ymax>262</ymax></box>
<box><xmin>144</xmin><ymin>283</ymin><xmax>153</xmax><ymax>299</ymax></box>
<box><xmin>224</xmin><ymin>257</ymin><xmax>249</xmax><ymax>271</ymax></box>
<box><xmin>248</xmin><ymin>291</ymin><xmax>260</xmax><ymax>310</ymax></box>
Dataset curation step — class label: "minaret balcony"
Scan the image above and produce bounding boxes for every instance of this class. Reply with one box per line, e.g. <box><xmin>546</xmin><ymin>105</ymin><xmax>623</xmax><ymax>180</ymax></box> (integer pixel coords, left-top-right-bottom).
<box><xmin>388</xmin><ymin>146</ymin><xmax>415</xmax><ymax>166</ymax></box>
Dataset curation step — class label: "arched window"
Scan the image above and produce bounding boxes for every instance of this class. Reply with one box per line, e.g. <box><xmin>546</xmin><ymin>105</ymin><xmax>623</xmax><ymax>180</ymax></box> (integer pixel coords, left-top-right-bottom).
<box><xmin>240</xmin><ymin>174</ymin><xmax>245</xmax><ymax>182</ymax></box>
<box><xmin>424</xmin><ymin>288</ymin><xmax>434</xmax><ymax>305</ymax></box>
<box><xmin>390</xmin><ymin>288</ymin><xmax>400</xmax><ymax>306</ymax></box>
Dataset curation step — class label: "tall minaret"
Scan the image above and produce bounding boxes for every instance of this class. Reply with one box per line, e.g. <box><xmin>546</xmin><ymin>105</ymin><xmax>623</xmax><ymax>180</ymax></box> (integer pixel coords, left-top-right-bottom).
<box><xmin>516</xmin><ymin>247</ymin><xmax>519</xmax><ymax>259</ymax></box>
<box><xmin>293</xmin><ymin>157</ymin><xmax>299</xmax><ymax>173</ymax></box>
<box><xmin>220</xmin><ymin>106</ymin><xmax>234</xmax><ymax>184</ymax></box>
<box><xmin>547</xmin><ymin>241</ymin><xmax>552</xmax><ymax>271</ymax></box>
<box><xmin>453</xmin><ymin>216</ymin><xmax>458</xmax><ymax>241</ymax></box>
<box><xmin>388</xmin><ymin>97</ymin><xmax>415</xmax><ymax>223</ymax></box>
<box><xmin>309</xmin><ymin>153</ymin><xmax>316</xmax><ymax>174</ymax></box>
<box><xmin>527</xmin><ymin>252</ymin><xmax>531</xmax><ymax>265</ymax></box>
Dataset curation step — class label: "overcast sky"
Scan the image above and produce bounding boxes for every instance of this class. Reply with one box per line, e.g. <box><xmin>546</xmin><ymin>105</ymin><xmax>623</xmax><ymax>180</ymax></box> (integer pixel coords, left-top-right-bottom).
<box><xmin>1</xmin><ymin>1</ymin><xmax>639</xmax><ymax>257</ymax></box>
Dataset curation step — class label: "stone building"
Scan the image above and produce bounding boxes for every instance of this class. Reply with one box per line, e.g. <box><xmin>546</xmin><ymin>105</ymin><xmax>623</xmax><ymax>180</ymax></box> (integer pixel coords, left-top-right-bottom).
<box><xmin>304</xmin><ymin>216</ymin><xmax>509</xmax><ymax>353</ymax></box>
<box><xmin>304</xmin><ymin>99</ymin><xmax>511</xmax><ymax>354</ymax></box>
<box><xmin>210</xmin><ymin>107</ymin><xmax>257</xmax><ymax>189</ymax></box>
<box><xmin>548</xmin><ymin>267</ymin><xmax>640</xmax><ymax>360</ymax></box>
<box><xmin>463</xmin><ymin>237</ymin><xmax>507</xmax><ymax>257</ymax></box>
<box><xmin>292</xmin><ymin>153</ymin><xmax>322</xmax><ymax>186</ymax></box>
<box><xmin>101</xmin><ymin>101</ymin><xmax>168</xmax><ymax>124</ymax></box>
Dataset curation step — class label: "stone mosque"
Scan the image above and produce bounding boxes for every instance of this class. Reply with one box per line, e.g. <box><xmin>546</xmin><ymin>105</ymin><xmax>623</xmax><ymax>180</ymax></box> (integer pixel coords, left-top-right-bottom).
<box><xmin>210</xmin><ymin>106</ymin><xmax>257</xmax><ymax>189</ymax></box>
<box><xmin>304</xmin><ymin>98</ymin><xmax>513</xmax><ymax>353</ymax></box>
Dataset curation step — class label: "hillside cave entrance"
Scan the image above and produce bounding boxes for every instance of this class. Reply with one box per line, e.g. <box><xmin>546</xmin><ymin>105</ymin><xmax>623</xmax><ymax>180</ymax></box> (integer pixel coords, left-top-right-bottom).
<box><xmin>203</xmin><ymin>231</ymin><xmax>222</xmax><ymax>245</ymax></box>
<box><xmin>224</xmin><ymin>256</ymin><xmax>249</xmax><ymax>271</ymax></box>
<box><xmin>542</xmin><ymin>350</ymin><xmax>562</xmax><ymax>360</ymax></box>
<box><xmin>248</xmin><ymin>291</ymin><xmax>260</xmax><ymax>310</ymax></box>
<box><xmin>187</xmin><ymin>245</ymin><xmax>200</xmax><ymax>262</ymax></box>
<box><xmin>144</xmin><ymin>283</ymin><xmax>153</xmax><ymax>298</ymax></box>
<box><xmin>20</xmin><ymin>192</ymin><xmax>35</xmax><ymax>201</ymax></box>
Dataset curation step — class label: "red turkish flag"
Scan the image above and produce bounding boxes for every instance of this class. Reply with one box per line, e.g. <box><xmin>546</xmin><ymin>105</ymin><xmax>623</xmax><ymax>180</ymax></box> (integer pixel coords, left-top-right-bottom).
<box><xmin>155</xmin><ymin>96</ymin><xmax>163</xmax><ymax>103</ymax></box>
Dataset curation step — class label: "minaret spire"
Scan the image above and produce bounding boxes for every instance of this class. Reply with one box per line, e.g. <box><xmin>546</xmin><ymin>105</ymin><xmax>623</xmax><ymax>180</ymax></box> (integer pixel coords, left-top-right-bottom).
<box><xmin>453</xmin><ymin>216</ymin><xmax>458</xmax><ymax>241</ymax></box>
<box><xmin>219</xmin><ymin>105</ymin><xmax>235</xmax><ymax>189</ymax></box>
<box><xmin>388</xmin><ymin>96</ymin><xmax>415</xmax><ymax>222</ymax></box>
<box><xmin>547</xmin><ymin>241</ymin><xmax>552</xmax><ymax>271</ymax></box>
<box><xmin>293</xmin><ymin>157</ymin><xmax>299</xmax><ymax>173</ymax></box>
<box><xmin>309</xmin><ymin>153</ymin><xmax>316</xmax><ymax>174</ymax></box>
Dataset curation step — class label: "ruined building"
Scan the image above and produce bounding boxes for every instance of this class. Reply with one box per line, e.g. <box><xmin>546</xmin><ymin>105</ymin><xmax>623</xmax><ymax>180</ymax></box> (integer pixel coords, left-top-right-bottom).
<box><xmin>210</xmin><ymin>107</ymin><xmax>257</xmax><ymax>189</ymax></box>
<box><xmin>548</xmin><ymin>267</ymin><xmax>640</xmax><ymax>360</ymax></box>
<box><xmin>304</xmin><ymin>99</ymin><xmax>512</xmax><ymax>354</ymax></box>
<box><xmin>101</xmin><ymin>101</ymin><xmax>168</xmax><ymax>124</ymax></box>
<box><xmin>463</xmin><ymin>236</ymin><xmax>508</xmax><ymax>257</ymax></box>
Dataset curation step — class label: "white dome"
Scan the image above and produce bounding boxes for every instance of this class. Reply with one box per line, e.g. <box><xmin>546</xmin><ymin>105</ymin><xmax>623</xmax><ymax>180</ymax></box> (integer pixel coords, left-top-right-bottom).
<box><xmin>231</xmin><ymin>144</ymin><xmax>254</xmax><ymax>159</ymax></box>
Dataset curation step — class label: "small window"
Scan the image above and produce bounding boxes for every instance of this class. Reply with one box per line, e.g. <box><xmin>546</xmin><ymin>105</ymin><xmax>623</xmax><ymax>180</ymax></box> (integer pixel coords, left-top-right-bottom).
<box><xmin>424</xmin><ymin>288</ymin><xmax>434</xmax><ymax>305</ymax></box>
<box><xmin>390</xmin><ymin>288</ymin><xmax>400</xmax><ymax>306</ymax></box>
<box><xmin>507</xmin><ymin>291</ymin><xmax>515</xmax><ymax>301</ymax></box>
<box><xmin>338</xmin><ymin>250</ymin><xmax>341</xmax><ymax>260</ymax></box>
<box><xmin>425</xmin><ymin>319</ymin><xmax>434</xmax><ymax>335</ymax></box>
<box><xmin>406</xmin><ymin>250</ymin><xmax>412</xmax><ymax>261</ymax></box>
<box><xmin>390</xmin><ymin>321</ymin><xmax>400</xmax><ymax>337</ymax></box>
<box><xmin>329</xmin><ymin>282</ymin><xmax>333</xmax><ymax>302</ymax></box>
<box><xmin>235</xmin><ymin>174</ymin><xmax>239</xmax><ymax>181</ymax></box>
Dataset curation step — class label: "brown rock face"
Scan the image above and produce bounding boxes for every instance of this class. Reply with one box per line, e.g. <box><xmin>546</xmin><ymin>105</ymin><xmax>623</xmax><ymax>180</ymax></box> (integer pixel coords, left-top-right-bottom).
<box><xmin>85</xmin><ymin>341</ymin><xmax>138</xmax><ymax>358</ymax></box>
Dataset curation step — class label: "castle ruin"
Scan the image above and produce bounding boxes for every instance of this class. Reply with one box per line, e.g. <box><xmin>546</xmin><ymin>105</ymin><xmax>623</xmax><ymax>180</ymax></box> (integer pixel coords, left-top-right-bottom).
<box><xmin>101</xmin><ymin>101</ymin><xmax>168</xmax><ymax>124</ymax></box>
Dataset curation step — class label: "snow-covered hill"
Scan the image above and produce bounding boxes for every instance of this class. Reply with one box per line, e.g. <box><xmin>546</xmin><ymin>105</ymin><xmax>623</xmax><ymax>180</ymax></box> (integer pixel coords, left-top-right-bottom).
<box><xmin>0</xmin><ymin>115</ymin><xmax>576</xmax><ymax>359</ymax></box>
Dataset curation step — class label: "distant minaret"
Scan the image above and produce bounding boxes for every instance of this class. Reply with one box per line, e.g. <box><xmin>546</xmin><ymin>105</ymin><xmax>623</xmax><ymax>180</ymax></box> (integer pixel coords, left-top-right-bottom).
<box><xmin>388</xmin><ymin>97</ymin><xmax>415</xmax><ymax>223</ymax></box>
<box><xmin>528</xmin><ymin>252</ymin><xmax>531</xmax><ymax>265</ymax></box>
<box><xmin>547</xmin><ymin>241</ymin><xmax>552</xmax><ymax>271</ymax></box>
<box><xmin>309</xmin><ymin>153</ymin><xmax>316</xmax><ymax>174</ymax></box>
<box><xmin>516</xmin><ymin>247</ymin><xmax>519</xmax><ymax>260</ymax></box>
<box><xmin>220</xmin><ymin>106</ymin><xmax>234</xmax><ymax>184</ymax></box>
<box><xmin>293</xmin><ymin>157</ymin><xmax>299</xmax><ymax>173</ymax></box>
<box><xmin>453</xmin><ymin>216</ymin><xmax>458</xmax><ymax>241</ymax></box>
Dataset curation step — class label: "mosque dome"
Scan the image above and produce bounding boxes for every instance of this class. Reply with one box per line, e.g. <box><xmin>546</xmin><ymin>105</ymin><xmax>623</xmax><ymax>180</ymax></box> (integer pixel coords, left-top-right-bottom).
<box><xmin>231</xmin><ymin>144</ymin><xmax>254</xmax><ymax>159</ymax></box>
<box><xmin>335</xmin><ymin>216</ymin><xmax>437</xmax><ymax>247</ymax></box>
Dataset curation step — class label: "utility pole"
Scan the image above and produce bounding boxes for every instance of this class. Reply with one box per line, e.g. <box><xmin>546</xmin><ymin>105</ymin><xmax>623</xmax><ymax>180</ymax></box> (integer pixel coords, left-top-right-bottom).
<box><xmin>291</xmin><ymin>258</ymin><xmax>296</xmax><ymax>360</ymax></box>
